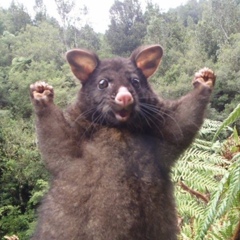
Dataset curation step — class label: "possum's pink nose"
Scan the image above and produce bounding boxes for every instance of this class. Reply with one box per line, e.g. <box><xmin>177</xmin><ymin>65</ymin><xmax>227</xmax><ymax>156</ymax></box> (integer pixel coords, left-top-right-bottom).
<box><xmin>115</xmin><ymin>87</ymin><xmax>134</xmax><ymax>107</ymax></box>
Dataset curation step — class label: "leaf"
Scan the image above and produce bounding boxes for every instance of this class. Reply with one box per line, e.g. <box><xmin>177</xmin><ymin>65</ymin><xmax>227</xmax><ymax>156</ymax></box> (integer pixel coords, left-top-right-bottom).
<box><xmin>213</xmin><ymin>104</ymin><xmax>240</xmax><ymax>142</ymax></box>
<box><xmin>196</xmin><ymin>171</ymin><xmax>230</xmax><ymax>240</ymax></box>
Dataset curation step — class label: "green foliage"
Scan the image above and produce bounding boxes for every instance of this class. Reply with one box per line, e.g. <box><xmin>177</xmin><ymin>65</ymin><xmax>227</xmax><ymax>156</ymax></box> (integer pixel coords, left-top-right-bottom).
<box><xmin>196</xmin><ymin>155</ymin><xmax>240</xmax><ymax>240</ymax></box>
<box><xmin>5</xmin><ymin>59</ymin><xmax>77</xmax><ymax>118</ymax></box>
<box><xmin>2</xmin><ymin>2</ymin><xmax>32</xmax><ymax>34</ymax></box>
<box><xmin>212</xmin><ymin>33</ymin><xmax>240</xmax><ymax>117</ymax></box>
<box><xmin>106</xmin><ymin>0</ymin><xmax>146</xmax><ymax>56</ymax></box>
<box><xmin>33</xmin><ymin>0</ymin><xmax>47</xmax><ymax>23</ymax></box>
<box><xmin>0</xmin><ymin>115</ymin><xmax>48</xmax><ymax>239</ymax></box>
<box><xmin>72</xmin><ymin>24</ymin><xmax>100</xmax><ymax>50</ymax></box>
<box><xmin>173</xmin><ymin>107</ymin><xmax>240</xmax><ymax>239</ymax></box>
<box><xmin>213</xmin><ymin>104</ymin><xmax>240</xmax><ymax>141</ymax></box>
<box><xmin>13</xmin><ymin>21</ymin><xmax>65</xmax><ymax>64</ymax></box>
<box><xmin>145</xmin><ymin>0</ymin><xmax>239</xmax><ymax>119</ymax></box>
<box><xmin>0</xmin><ymin>0</ymin><xmax>240</xmax><ymax>239</ymax></box>
<box><xmin>0</xmin><ymin>30</ymin><xmax>15</xmax><ymax>66</ymax></box>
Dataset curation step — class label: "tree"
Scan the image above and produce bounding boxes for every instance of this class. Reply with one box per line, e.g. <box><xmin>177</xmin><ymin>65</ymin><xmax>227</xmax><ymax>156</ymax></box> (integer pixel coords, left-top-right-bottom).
<box><xmin>54</xmin><ymin>0</ymin><xmax>89</xmax><ymax>50</ymax></box>
<box><xmin>75</xmin><ymin>24</ymin><xmax>100</xmax><ymax>50</ymax></box>
<box><xmin>33</xmin><ymin>0</ymin><xmax>47</xmax><ymax>23</ymax></box>
<box><xmin>4</xmin><ymin>2</ymin><xmax>32</xmax><ymax>34</ymax></box>
<box><xmin>0</xmin><ymin>115</ymin><xmax>48</xmax><ymax>240</ymax></box>
<box><xmin>6</xmin><ymin>58</ymin><xmax>77</xmax><ymax>118</ymax></box>
<box><xmin>55</xmin><ymin>0</ymin><xmax>75</xmax><ymax>27</ymax></box>
<box><xmin>211</xmin><ymin>0</ymin><xmax>240</xmax><ymax>42</ymax></box>
<box><xmin>212</xmin><ymin>33</ymin><xmax>240</xmax><ymax>118</ymax></box>
<box><xmin>176</xmin><ymin>0</ymin><xmax>203</xmax><ymax>27</ymax></box>
<box><xmin>144</xmin><ymin>7</ymin><xmax>191</xmax><ymax>99</ymax></box>
<box><xmin>106</xmin><ymin>0</ymin><xmax>147</xmax><ymax>56</ymax></box>
<box><xmin>13</xmin><ymin>22</ymin><xmax>65</xmax><ymax>65</ymax></box>
<box><xmin>54</xmin><ymin>0</ymin><xmax>75</xmax><ymax>49</ymax></box>
<box><xmin>0</xmin><ymin>31</ymin><xmax>16</xmax><ymax>66</ymax></box>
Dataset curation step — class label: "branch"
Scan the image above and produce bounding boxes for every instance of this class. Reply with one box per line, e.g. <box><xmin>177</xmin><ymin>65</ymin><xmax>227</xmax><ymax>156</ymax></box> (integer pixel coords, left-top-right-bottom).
<box><xmin>179</xmin><ymin>181</ymin><xmax>209</xmax><ymax>204</ymax></box>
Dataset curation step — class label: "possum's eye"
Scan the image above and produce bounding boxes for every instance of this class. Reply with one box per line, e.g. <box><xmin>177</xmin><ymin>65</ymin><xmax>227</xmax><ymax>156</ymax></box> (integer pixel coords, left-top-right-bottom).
<box><xmin>131</xmin><ymin>78</ymin><xmax>141</xmax><ymax>89</ymax></box>
<box><xmin>98</xmin><ymin>79</ymin><xmax>109</xmax><ymax>90</ymax></box>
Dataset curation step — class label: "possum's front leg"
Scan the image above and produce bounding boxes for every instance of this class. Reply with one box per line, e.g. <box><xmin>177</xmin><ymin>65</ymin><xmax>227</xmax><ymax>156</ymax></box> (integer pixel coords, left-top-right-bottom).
<box><xmin>162</xmin><ymin>68</ymin><xmax>216</xmax><ymax>149</ymax></box>
<box><xmin>30</xmin><ymin>81</ymin><xmax>77</xmax><ymax>173</ymax></box>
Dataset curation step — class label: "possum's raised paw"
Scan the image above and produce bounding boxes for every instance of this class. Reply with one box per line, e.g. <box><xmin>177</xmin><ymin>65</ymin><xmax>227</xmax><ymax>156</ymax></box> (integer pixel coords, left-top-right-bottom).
<box><xmin>30</xmin><ymin>81</ymin><xmax>54</xmax><ymax>106</ymax></box>
<box><xmin>193</xmin><ymin>67</ymin><xmax>216</xmax><ymax>90</ymax></box>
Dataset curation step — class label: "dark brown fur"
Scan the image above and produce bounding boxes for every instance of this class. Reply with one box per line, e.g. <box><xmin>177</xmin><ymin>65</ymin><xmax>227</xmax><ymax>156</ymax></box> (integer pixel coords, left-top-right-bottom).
<box><xmin>30</xmin><ymin>45</ymin><xmax>216</xmax><ymax>240</ymax></box>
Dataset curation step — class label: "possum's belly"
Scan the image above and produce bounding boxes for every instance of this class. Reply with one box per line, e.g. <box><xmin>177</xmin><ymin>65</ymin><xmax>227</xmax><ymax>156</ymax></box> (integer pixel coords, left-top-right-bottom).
<box><xmin>45</xmin><ymin>155</ymin><xmax>177</xmax><ymax>240</ymax></box>
<box><xmin>38</xmin><ymin>129</ymin><xmax>178</xmax><ymax>239</ymax></box>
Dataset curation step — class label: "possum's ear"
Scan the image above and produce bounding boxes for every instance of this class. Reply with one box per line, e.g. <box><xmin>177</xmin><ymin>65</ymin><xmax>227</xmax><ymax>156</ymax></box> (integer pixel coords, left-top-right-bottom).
<box><xmin>130</xmin><ymin>45</ymin><xmax>163</xmax><ymax>79</ymax></box>
<box><xmin>66</xmin><ymin>49</ymin><xmax>99</xmax><ymax>83</ymax></box>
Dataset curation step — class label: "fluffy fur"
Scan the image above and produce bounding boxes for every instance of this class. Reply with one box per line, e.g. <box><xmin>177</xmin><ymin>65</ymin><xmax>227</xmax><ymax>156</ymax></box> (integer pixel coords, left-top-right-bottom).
<box><xmin>30</xmin><ymin>45</ymin><xmax>216</xmax><ymax>240</ymax></box>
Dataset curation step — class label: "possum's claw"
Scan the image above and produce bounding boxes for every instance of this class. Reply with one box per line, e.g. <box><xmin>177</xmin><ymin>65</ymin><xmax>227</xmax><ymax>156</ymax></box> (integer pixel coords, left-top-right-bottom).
<box><xmin>193</xmin><ymin>67</ymin><xmax>216</xmax><ymax>90</ymax></box>
<box><xmin>30</xmin><ymin>81</ymin><xmax>54</xmax><ymax>106</ymax></box>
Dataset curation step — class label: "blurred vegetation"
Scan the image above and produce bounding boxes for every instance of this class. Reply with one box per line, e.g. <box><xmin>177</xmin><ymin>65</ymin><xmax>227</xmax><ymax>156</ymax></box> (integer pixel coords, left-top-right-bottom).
<box><xmin>0</xmin><ymin>0</ymin><xmax>239</xmax><ymax>239</ymax></box>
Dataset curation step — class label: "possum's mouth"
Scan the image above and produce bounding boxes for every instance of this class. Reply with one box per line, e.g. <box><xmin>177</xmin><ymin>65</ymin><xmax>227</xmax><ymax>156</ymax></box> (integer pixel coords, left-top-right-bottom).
<box><xmin>114</xmin><ymin>109</ymin><xmax>131</xmax><ymax>122</ymax></box>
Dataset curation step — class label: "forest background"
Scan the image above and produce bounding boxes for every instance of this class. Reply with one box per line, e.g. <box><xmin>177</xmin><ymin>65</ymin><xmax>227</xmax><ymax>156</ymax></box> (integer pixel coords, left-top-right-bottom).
<box><xmin>0</xmin><ymin>0</ymin><xmax>239</xmax><ymax>239</ymax></box>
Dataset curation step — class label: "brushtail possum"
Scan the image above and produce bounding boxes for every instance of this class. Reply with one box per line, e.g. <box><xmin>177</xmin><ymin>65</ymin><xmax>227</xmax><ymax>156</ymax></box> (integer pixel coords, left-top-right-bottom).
<box><xmin>30</xmin><ymin>45</ymin><xmax>216</xmax><ymax>240</ymax></box>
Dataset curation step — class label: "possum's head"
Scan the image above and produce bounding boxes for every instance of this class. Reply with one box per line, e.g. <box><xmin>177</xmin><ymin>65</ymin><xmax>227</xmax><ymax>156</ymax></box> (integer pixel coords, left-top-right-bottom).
<box><xmin>66</xmin><ymin>45</ymin><xmax>163</xmax><ymax>127</ymax></box>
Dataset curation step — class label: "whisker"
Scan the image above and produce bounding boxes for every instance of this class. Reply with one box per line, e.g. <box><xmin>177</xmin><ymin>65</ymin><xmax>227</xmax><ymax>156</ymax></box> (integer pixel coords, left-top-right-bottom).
<box><xmin>140</xmin><ymin>103</ymin><xmax>165</xmax><ymax>123</ymax></box>
<box><xmin>74</xmin><ymin>108</ymin><xmax>93</xmax><ymax>123</ymax></box>
<box><xmin>139</xmin><ymin>103</ymin><xmax>165</xmax><ymax>121</ymax></box>
<box><xmin>139</xmin><ymin>102</ymin><xmax>184</xmax><ymax>142</ymax></box>
<box><xmin>73</xmin><ymin>107</ymin><xmax>100</xmax><ymax>140</ymax></box>
<box><xmin>141</xmin><ymin>102</ymin><xmax>181</xmax><ymax>129</ymax></box>
<box><xmin>139</xmin><ymin>111</ymin><xmax>152</xmax><ymax>128</ymax></box>
<box><xmin>139</xmin><ymin>107</ymin><xmax>163</xmax><ymax>135</ymax></box>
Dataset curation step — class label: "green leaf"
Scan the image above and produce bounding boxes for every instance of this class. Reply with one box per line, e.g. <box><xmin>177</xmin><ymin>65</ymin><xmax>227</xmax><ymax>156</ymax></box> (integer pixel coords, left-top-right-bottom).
<box><xmin>213</xmin><ymin>104</ymin><xmax>240</xmax><ymax>142</ymax></box>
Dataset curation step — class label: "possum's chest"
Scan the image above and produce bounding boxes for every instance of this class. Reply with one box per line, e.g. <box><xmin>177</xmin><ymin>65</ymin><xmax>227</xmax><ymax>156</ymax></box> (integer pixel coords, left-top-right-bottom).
<box><xmin>81</xmin><ymin>128</ymin><xmax>166</xmax><ymax>182</ymax></box>
<box><xmin>56</xmin><ymin>127</ymin><xmax>169</xmax><ymax>198</ymax></box>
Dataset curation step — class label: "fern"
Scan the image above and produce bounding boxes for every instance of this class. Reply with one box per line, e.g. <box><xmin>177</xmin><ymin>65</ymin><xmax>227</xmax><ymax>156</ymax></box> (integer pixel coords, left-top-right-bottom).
<box><xmin>175</xmin><ymin>188</ymin><xmax>205</xmax><ymax>218</ymax></box>
<box><xmin>196</xmin><ymin>170</ymin><xmax>230</xmax><ymax>239</ymax></box>
<box><xmin>215</xmin><ymin>158</ymin><xmax>240</xmax><ymax>219</ymax></box>
<box><xmin>213</xmin><ymin>103</ymin><xmax>240</xmax><ymax>141</ymax></box>
<box><xmin>196</xmin><ymin>157</ymin><xmax>240</xmax><ymax>239</ymax></box>
<box><xmin>175</xmin><ymin>104</ymin><xmax>240</xmax><ymax>240</ymax></box>
<box><xmin>198</xmin><ymin>119</ymin><xmax>223</xmax><ymax>139</ymax></box>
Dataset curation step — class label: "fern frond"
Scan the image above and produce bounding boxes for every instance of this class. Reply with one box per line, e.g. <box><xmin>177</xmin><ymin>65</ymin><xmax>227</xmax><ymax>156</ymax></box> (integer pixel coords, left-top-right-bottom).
<box><xmin>176</xmin><ymin>189</ymin><xmax>205</xmax><ymax>218</ymax></box>
<box><xmin>192</xmin><ymin>138</ymin><xmax>213</xmax><ymax>151</ymax></box>
<box><xmin>196</xmin><ymin>163</ymin><xmax>238</xmax><ymax>239</ymax></box>
<box><xmin>181</xmin><ymin>145</ymin><xmax>228</xmax><ymax>165</ymax></box>
<box><xmin>196</xmin><ymin>173</ymin><xmax>227</xmax><ymax>238</ymax></box>
<box><xmin>202</xmin><ymin>119</ymin><xmax>223</xmax><ymax>130</ymax></box>
<box><xmin>183</xmin><ymin>170</ymin><xmax>218</xmax><ymax>192</ymax></box>
<box><xmin>192</xmin><ymin>157</ymin><xmax>228</xmax><ymax>172</ymax></box>
<box><xmin>173</xmin><ymin>148</ymin><xmax>227</xmax><ymax>192</ymax></box>
<box><xmin>232</xmin><ymin>152</ymin><xmax>240</xmax><ymax>162</ymax></box>
<box><xmin>198</xmin><ymin>119</ymin><xmax>223</xmax><ymax>139</ymax></box>
<box><xmin>175</xmin><ymin>111</ymin><xmax>240</xmax><ymax>240</ymax></box>
<box><xmin>213</xmin><ymin>103</ymin><xmax>240</xmax><ymax>141</ymax></box>
<box><xmin>215</xmin><ymin>157</ymin><xmax>240</xmax><ymax>219</ymax></box>
<box><xmin>179</xmin><ymin>218</ymin><xmax>201</xmax><ymax>239</ymax></box>
<box><xmin>178</xmin><ymin>200</ymin><xmax>205</xmax><ymax>218</ymax></box>
<box><xmin>209</xmin><ymin>221</ymin><xmax>232</xmax><ymax>240</ymax></box>
<box><xmin>180</xmin><ymin>223</ymin><xmax>193</xmax><ymax>240</ymax></box>
<box><xmin>206</xmin><ymin>211</ymin><xmax>239</xmax><ymax>240</ymax></box>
